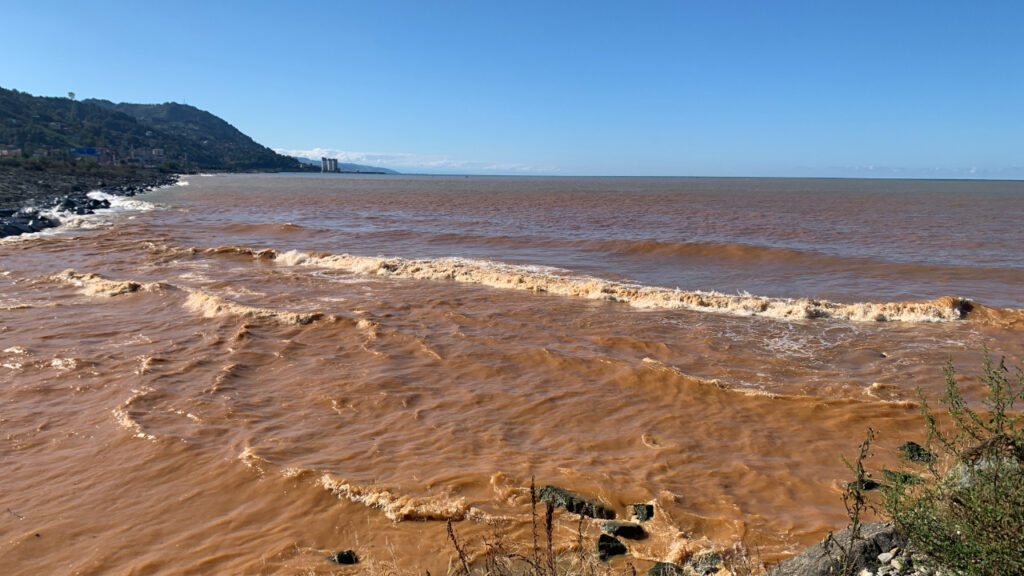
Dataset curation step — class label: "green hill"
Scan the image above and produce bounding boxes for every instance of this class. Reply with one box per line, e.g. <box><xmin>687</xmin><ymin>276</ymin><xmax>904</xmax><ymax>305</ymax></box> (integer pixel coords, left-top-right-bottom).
<box><xmin>0</xmin><ymin>86</ymin><xmax>300</xmax><ymax>171</ymax></box>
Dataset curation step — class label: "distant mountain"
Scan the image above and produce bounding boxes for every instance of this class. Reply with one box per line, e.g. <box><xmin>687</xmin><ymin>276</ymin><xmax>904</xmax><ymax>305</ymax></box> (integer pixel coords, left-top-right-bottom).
<box><xmin>0</xmin><ymin>86</ymin><xmax>301</xmax><ymax>171</ymax></box>
<box><xmin>294</xmin><ymin>156</ymin><xmax>399</xmax><ymax>174</ymax></box>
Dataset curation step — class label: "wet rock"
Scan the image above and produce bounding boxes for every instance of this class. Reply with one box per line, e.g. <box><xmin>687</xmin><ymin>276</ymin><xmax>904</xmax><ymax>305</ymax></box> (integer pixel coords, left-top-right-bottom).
<box><xmin>633</xmin><ymin>503</ymin><xmax>654</xmax><ymax>522</ymax></box>
<box><xmin>4</xmin><ymin>220</ymin><xmax>35</xmax><ymax>234</ymax></box>
<box><xmin>601</xmin><ymin>520</ymin><xmax>645</xmax><ymax>539</ymax></box>
<box><xmin>686</xmin><ymin>551</ymin><xmax>723</xmax><ymax>575</ymax></box>
<box><xmin>327</xmin><ymin>550</ymin><xmax>358</xmax><ymax>564</ymax></box>
<box><xmin>597</xmin><ymin>534</ymin><xmax>627</xmax><ymax>561</ymax></box>
<box><xmin>770</xmin><ymin>521</ymin><xmax>905</xmax><ymax>576</ymax></box>
<box><xmin>648</xmin><ymin>562</ymin><xmax>685</xmax><ymax>576</ymax></box>
<box><xmin>538</xmin><ymin>485</ymin><xmax>616</xmax><ymax>519</ymax></box>
<box><xmin>899</xmin><ymin>442</ymin><xmax>935</xmax><ymax>464</ymax></box>
<box><xmin>881</xmin><ymin>468</ymin><xmax>920</xmax><ymax>485</ymax></box>
<box><xmin>949</xmin><ymin>455</ymin><xmax>1020</xmax><ymax>491</ymax></box>
<box><xmin>1</xmin><ymin>223</ymin><xmax>22</xmax><ymax>237</ymax></box>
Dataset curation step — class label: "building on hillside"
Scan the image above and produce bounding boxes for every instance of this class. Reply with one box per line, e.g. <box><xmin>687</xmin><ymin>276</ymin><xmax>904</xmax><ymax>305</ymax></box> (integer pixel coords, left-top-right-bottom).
<box><xmin>321</xmin><ymin>157</ymin><xmax>338</xmax><ymax>173</ymax></box>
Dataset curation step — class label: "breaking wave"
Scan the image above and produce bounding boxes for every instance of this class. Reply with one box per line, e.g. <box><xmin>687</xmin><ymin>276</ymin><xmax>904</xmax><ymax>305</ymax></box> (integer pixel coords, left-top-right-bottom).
<box><xmin>52</xmin><ymin>269</ymin><xmax>163</xmax><ymax>297</ymax></box>
<box><xmin>86</xmin><ymin>191</ymin><xmax>158</xmax><ymax>213</ymax></box>
<box><xmin>50</xmin><ymin>269</ymin><xmax>327</xmax><ymax>326</ymax></box>
<box><xmin>318</xmin><ymin>474</ymin><xmax>496</xmax><ymax>523</ymax></box>
<box><xmin>113</xmin><ymin>388</ymin><xmax>158</xmax><ymax>441</ymax></box>
<box><xmin>181</xmin><ymin>290</ymin><xmax>324</xmax><ymax>325</ymax></box>
<box><xmin>211</xmin><ymin>246</ymin><xmax>978</xmax><ymax>323</ymax></box>
<box><xmin>236</xmin><ymin>447</ymin><xmax>498</xmax><ymax>523</ymax></box>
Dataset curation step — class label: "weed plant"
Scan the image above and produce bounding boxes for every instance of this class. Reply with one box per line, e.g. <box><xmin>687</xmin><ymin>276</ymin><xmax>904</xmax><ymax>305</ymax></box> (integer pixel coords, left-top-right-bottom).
<box><xmin>880</xmin><ymin>354</ymin><xmax>1024</xmax><ymax>575</ymax></box>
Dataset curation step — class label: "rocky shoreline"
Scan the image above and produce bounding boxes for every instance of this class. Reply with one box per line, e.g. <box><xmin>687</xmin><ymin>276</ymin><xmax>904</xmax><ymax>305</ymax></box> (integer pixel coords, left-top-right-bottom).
<box><xmin>0</xmin><ymin>168</ymin><xmax>177</xmax><ymax>238</ymax></box>
<box><xmin>770</xmin><ymin>522</ymin><xmax>944</xmax><ymax>576</ymax></box>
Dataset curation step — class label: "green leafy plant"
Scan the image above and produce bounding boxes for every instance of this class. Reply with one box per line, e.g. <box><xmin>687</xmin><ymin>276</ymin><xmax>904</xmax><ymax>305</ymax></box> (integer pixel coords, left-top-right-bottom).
<box><xmin>822</xmin><ymin>428</ymin><xmax>877</xmax><ymax>576</ymax></box>
<box><xmin>882</xmin><ymin>353</ymin><xmax>1024</xmax><ymax>576</ymax></box>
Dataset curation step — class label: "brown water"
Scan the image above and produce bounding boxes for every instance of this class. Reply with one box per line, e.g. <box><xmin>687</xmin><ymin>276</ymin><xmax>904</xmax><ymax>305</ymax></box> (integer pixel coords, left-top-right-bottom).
<box><xmin>2</xmin><ymin>174</ymin><xmax>1023</xmax><ymax>574</ymax></box>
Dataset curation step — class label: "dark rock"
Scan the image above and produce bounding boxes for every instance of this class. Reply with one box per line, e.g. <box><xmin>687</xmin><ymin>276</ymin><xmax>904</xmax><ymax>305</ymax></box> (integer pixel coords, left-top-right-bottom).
<box><xmin>686</xmin><ymin>551</ymin><xmax>723</xmax><ymax>575</ymax></box>
<box><xmin>4</xmin><ymin>220</ymin><xmax>35</xmax><ymax>234</ymax></box>
<box><xmin>601</xmin><ymin>521</ymin><xmax>645</xmax><ymax>539</ymax></box>
<box><xmin>899</xmin><ymin>441</ymin><xmax>935</xmax><ymax>464</ymax></box>
<box><xmin>881</xmin><ymin>468</ymin><xmax>920</xmax><ymax>485</ymax></box>
<box><xmin>597</xmin><ymin>534</ymin><xmax>627</xmax><ymax>561</ymax></box>
<box><xmin>633</xmin><ymin>503</ymin><xmax>654</xmax><ymax>522</ymax></box>
<box><xmin>649</xmin><ymin>562</ymin><xmax>685</xmax><ymax>576</ymax></box>
<box><xmin>538</xmin><ymin>485</ymin><xmax>616</xmax><ymax>519</ymax></box>
<box><xmin>327</xmin><ymin>550</ymin><xmax>359</xmax><ymax>564</ymax></box>
<box><xmin>769</xmin><ymin>521</ymin><xmax>905</xmax><ymax>576</ymax></box>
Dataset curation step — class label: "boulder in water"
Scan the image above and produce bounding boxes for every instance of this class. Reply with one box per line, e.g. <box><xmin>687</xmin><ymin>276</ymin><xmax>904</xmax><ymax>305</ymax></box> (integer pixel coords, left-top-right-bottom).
<box><xmin>597</xmin><ymin>534</ymin><xmax>627</xmax><ymax>561</ymax></box>
<box><xmin>632</xmin><ymin>503</ymin><xmax>654</xmax><ymax>522</ymax></box>
<box><xmin>899</xmin><ymin>441</ymin><xmax>935</xmax><ymax>464</ymax></box>
<box><xmin>327</xmin><ymin>550</ymin><xmax>358</xmax><ymax>564</ymax></box>
<box><xmin>538</xmin><ymin>485</ymin><xmax>616</xmax><ymax>519</ymax></box>
<box><xmin>601</xmin><ymin>521</ymin><xmax>645</xmax><ymax>539</ymax></box>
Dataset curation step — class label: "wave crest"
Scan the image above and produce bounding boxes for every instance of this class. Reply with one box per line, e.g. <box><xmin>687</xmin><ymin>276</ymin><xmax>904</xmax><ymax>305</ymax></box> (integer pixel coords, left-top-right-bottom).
<box><xmin>53</xmin><ymin>269</ymin><xmax>163</xmax><ymax>297</ymax></box>
<box><xmin>52</xmin><ymin>269</ymin><xmax>327</xmax><ymax>326</ymax></box>
<box><xmin>318</xmin><ymin>474</ymin><xmax>495</xmax><ymax>523</ymax></box>
<box><xmin>182</xmin><ymin>290</ymin><xmax>324</xmax><ymax>325</ymax></box>
<box><xmin>218</xmin><ymin>247</ymin><xmax>974</xmax><ymax>323</ymax></box>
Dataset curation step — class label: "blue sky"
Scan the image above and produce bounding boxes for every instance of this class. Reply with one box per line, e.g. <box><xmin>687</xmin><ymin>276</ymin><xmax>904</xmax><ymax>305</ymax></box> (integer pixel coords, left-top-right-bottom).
<box><xmin>2</xmin><ymin>1</ymin><xmax>1022</xmax><ymax>177</ymax></box>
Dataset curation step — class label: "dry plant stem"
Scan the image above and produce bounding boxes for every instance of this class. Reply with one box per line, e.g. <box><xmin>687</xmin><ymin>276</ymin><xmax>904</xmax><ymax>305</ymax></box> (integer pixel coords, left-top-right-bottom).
<box><xmin>576</xmin><ymin>513</ymin><xmax>586</xmax><ymax>570</ymax></box>
<box><xmin>447</xmin><ymin>519</ymin><xmax>471</xmax><ymax>575</ymax></box>
<box><xmin>546</xmin><ymin>503</ymin><xmax>555</xmax><ymax>576</ymax></box>
<box><xmin>532</xmin><ymin>477</ymin><xmax>540</xmax><ymax>571</ymax></box>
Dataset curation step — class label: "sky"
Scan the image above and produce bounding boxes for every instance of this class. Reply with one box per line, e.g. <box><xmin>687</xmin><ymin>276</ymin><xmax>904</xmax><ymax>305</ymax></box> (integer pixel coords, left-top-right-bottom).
<box><xmin>2</xmin><ymin>1</ymin><xmax>1022</xmax><ymax>177</ymax></box>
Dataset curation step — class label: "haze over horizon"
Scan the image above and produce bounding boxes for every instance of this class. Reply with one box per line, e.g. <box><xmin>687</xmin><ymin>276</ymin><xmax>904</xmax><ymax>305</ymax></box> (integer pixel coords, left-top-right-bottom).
<box><xmin>3</xmin><ymin>1</ymin><xmax>1022</xmax><ymax>178</ymax></box>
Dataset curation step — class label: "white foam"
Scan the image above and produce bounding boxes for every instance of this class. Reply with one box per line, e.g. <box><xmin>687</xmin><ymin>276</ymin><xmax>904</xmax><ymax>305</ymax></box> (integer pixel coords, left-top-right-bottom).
<box><xmin>262</xmin><ymin>249</ymin><xmax>972</xmax><ymax>323</ymax></box>
<box><xmin>50</xmin><ymin>357</ymin><xmax>79</xmax><ymax>372</ymax></box>
<box><xmin>113</xmin><ymin>388</ymin><xmax>157</xmax><ymax>441</ymax></box>
<box><xmin>318</xmin><ymin>474</ymin><xmax>496</xmax><ymax>523</ymax></box>
<box><xmin>86</xmin><ymin>191</ymin><xmax>157</xmax><ymax>212</ymax></box>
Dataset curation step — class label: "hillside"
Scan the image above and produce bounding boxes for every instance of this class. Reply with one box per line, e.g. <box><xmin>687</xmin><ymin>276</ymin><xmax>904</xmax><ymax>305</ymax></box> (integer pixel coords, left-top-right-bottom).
<box><xmin>87</xmin><ymin>99</ymin><xmax>298</xmax><ymax>170</ymax></box>
<box><xmin>0</xmin><ymin>86</ymin><xmax>300</xmax><ymax>171</ymax></box>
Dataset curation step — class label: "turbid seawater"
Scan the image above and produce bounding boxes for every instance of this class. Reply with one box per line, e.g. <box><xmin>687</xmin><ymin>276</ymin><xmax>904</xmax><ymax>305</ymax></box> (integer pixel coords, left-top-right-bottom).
<box><xmin>2</xmin><ymin>174</ymin><xmax>1023</xmax><ymax>574</ymax></box>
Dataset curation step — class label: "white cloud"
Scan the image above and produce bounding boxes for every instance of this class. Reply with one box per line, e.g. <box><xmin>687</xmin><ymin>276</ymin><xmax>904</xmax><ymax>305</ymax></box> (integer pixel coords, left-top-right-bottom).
<box><xmin>273</xmin><ymin>147</ymin><xmax>555</xmax><ymax>175</ymax></box>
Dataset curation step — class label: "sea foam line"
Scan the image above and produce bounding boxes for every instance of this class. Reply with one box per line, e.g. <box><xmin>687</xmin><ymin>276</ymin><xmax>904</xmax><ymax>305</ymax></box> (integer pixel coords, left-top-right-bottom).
<box><xmin>318</xmin><ymin>474</ymin><xmax>497</xmax><ymax>523</ymax></box>
<box><xmin>50</xmin><ymin>269</ymin><xmax>327</xmax><ymax>326</ymax></box>
<box><xmin>213</xmin><ymin>247</ymin><xmax>974</xmax><ymax>323</ymax></box>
